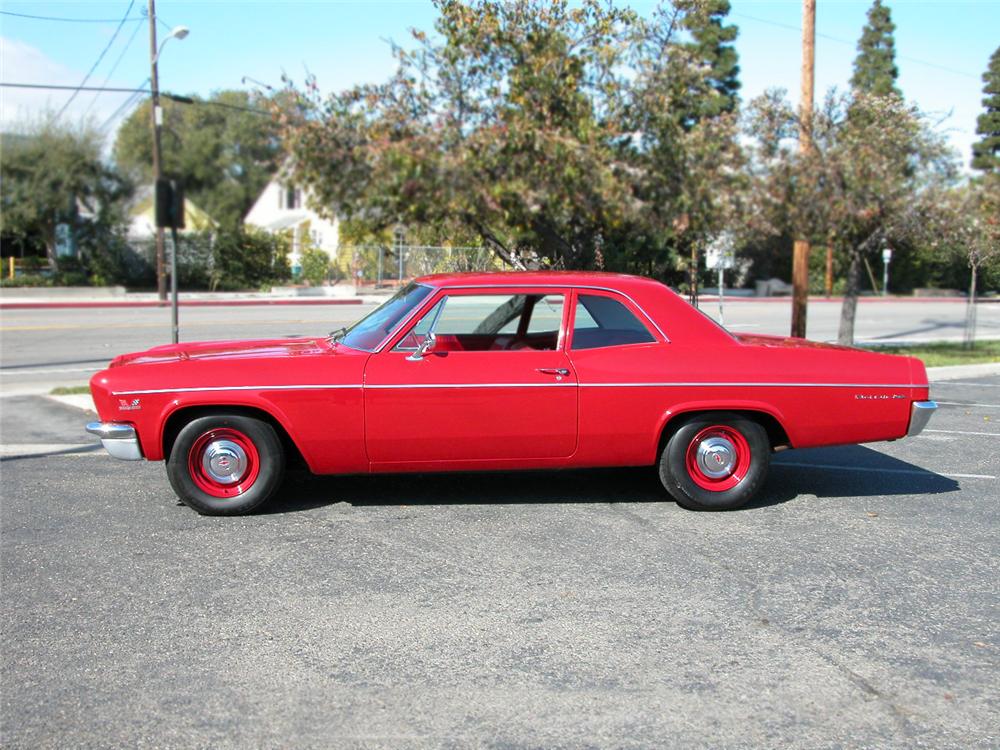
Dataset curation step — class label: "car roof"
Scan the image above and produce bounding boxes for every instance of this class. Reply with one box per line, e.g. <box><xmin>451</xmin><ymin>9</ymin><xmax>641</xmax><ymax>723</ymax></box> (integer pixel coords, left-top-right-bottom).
<box><xmin>414</xmin><ymin>271</ymin><xmax>736</xmax><ymax>347</ymax></box>
<box><xmin>415</xmin><ymin>271</ymin><xmax>665</xmax><ymax>293</ymax></box>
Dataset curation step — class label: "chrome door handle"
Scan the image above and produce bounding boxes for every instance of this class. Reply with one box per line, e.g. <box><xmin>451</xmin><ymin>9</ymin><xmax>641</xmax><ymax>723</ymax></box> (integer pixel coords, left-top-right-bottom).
<box><xmin>537</xmin><ymin>368</ymin><xmax>570</xmax><ymax>376</ymax></box>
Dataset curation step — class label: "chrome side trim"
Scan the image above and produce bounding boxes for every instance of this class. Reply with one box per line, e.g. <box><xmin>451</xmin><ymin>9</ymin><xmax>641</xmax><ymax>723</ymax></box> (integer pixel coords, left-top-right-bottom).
<box><xmin>113</xmin><ymin>381</ymin><xmax>919</xmax><ymax>395</ymax></box>
<box><xmin>111</xmin><ymin>384</ymin><xmax>362</xmax><ymax>396</ymax></box>
<box><xmin>372</xmin><ymin>283</ymin><xmax>668</xmax><ymax>352</ymax></box>
<box><xmin>907</xmin><ymin>401</ymin><xmax>938</xmax><ymax>437</ymax></box>
<box><xmin>86</xmin><ymin>422</ymin><xmax>143</xmax><ymax>460</ymax></box>
<box><xmin>365</xmin><ymin>382</ymin><xmax>577</xmax><ymax>389</ymax></box>
<box><xmin>578</xmin><ymin>382</ymin><xmax>918</xmax><ymax>389</ymax></box>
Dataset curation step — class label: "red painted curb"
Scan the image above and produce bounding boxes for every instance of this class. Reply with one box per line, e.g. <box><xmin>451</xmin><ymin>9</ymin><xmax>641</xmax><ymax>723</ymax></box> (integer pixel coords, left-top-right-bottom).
<box><xmin>0</xmin><ymin>298</ymin><xmax>365</xmax><ymax>310</ymax></box>
<box><xmin>696</xmin><ymin>296</ymin><xmax>981</xmax><ymax>303</ymax></box>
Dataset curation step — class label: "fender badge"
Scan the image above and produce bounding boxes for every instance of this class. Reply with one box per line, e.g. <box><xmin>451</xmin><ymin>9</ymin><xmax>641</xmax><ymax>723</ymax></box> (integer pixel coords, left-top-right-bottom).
<box><xmin>118</xmin><ymin>398</ymin><xmax>141</xmax><ymax>411</ymax></box>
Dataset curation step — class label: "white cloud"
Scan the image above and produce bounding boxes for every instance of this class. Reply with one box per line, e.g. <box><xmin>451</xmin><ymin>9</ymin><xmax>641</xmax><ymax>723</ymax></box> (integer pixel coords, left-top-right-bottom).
<box><xmin>0</xmin><ymin>36</ymin><xmax>139</xmax><ymax>141</ymax></box>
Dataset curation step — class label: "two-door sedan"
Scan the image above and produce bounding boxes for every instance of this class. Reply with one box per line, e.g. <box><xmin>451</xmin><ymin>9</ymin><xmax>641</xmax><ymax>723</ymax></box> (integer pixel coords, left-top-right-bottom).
<box><xmin>87</xmin><ymin>272</ymin><xmax>937</xmax><ymax>515</ymax></box>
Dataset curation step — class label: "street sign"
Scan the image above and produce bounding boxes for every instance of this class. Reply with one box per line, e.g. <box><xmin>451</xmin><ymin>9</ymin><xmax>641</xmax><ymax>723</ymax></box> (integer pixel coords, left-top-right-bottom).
<box><xmin>706</xmin><ymin>233</ymin><xmax>736</xmax><ymax>270</ymax></box>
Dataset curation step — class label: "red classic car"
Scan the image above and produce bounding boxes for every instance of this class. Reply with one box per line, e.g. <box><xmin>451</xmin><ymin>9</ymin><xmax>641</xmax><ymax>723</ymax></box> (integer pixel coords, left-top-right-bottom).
<box><xmin>87</xmin><ymin>272</ymin><xmax>937</xmax><ymax>515</ymax></box>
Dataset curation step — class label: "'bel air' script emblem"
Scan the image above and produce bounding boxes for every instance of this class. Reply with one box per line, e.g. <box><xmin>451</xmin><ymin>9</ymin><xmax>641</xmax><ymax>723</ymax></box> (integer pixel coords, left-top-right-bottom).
<box><xmin>118</xmin><ymin>398</ymin><xmax>141</xmax><ymax>411</ymax></box>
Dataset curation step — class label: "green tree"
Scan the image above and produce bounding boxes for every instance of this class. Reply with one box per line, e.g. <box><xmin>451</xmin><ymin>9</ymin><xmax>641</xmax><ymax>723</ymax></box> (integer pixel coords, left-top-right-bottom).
<box><xmin>745</xmin><ymin>90</ymin><xmax>955</xmax><ymax>344</ymax></box>
<box><xmin>850</xmin><ymin>0</ymin><xmax>901</xmax><ymax>97</ymax></box>
<box><xmin>678</xmin><ymin>0</ymin><xmax>740</xmax><ymax>125</ymax></box>
<box><xmin>114</xmin><ymin>91</ymin><xmax>281</xmax><ymax>228</ymax></box>
<box><xmin>971</xmin><ymin>46</ymin><xmax>1000</xmax><ymax>173</ymax></box>
<box><xmin>275</xmin><ymin>0</ymin><xmax>743</xmax><ymax>280</ymax></box>
<box><xmin>0</xmin><ymin>118</ymin><xmax>130</xmax><ymax>268</ymax></box>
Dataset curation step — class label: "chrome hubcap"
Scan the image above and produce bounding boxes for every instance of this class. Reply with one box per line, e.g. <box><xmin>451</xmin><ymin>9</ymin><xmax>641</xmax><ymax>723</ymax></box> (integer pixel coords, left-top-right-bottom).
<box><xmin>201</xmin><ymin>440</ymin><xmax>248</xmax><ymax>484</ymax></box>
<box><xmin>696</xmin><ymin>436</ymin><xmax>737</xmax><ymax>478</ymax></box>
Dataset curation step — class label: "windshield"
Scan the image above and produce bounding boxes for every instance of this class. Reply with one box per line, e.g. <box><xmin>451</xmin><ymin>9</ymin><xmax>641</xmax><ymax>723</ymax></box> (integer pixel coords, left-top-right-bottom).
<box><xmin>332</xmin><ymin>283</ymin><xmax>433</xmax><ymax>352</ymax></box>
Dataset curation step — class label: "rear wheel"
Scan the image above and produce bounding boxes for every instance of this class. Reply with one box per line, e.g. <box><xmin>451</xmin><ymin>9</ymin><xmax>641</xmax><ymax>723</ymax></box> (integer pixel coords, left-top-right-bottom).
<box><xmin>659</xmin><ymin>412</ymin><xmax>770</xmax><ymax>511</ymax></box>
<box><xmin>167</xmin><ymin>413</ymin><xmax>285</xmax><ymax>515</ymax></box>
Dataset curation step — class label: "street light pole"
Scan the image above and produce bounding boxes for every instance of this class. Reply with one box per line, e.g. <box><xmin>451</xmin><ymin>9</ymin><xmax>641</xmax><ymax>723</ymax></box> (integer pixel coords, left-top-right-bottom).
<box><xmin>147</xmin><ymin>0</ymin><xmax>166</xmax><ymax>301</ymax></box>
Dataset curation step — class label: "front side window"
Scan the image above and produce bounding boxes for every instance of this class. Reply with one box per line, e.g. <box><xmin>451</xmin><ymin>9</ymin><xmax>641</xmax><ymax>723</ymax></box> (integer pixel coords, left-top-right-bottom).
<box><xmin>333</xmin><ymin>282</ymin><xmax>433</xmax><ymax>352</ymax></box>
<box><xmin>571</xmin><ymin>294</ymin><xmax>655</xmax><ymax>350</ymax></box>
<box><xmin>395</xmin><ymin>293</ymin><xmax>564</xmax><ymax>352</ymax></box>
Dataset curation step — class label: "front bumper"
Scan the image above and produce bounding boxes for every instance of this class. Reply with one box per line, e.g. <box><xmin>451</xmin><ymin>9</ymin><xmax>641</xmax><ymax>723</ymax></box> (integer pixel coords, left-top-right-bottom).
<box><xmin>907</xmin><ymin>401</ymin><xmax>937</xmax><ymax>437</ymax></box>
<box><xmin>86</xmin><ymin>422</ymin><xmax>144</xmax><ymax>460</ymax></box>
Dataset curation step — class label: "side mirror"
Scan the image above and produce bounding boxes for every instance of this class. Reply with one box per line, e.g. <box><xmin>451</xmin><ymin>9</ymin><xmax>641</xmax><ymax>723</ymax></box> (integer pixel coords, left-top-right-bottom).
<box><xmin>406</xmin><ymin>332</ymin><xmax>437</xmax><ymax>361</ymax></box>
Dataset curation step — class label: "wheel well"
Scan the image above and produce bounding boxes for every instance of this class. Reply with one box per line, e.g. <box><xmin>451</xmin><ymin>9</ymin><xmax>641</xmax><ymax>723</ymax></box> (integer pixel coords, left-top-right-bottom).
<box><xmin>162</xmin><ymin>405</ymin><xmax>308</xmax><ymax>469</ymax></box>
<box><xmin>656</xmin><ymin>409</ymin><xmax>790</xmax><ymax>459</ymax></box>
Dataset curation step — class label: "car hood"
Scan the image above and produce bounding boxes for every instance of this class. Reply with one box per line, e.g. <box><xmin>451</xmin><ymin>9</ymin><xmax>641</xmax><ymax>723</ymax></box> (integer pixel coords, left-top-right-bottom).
<box><xmin>109</xmin><ymin>337</ymin><xmax>333</xmax><ymax>367</ymax></box>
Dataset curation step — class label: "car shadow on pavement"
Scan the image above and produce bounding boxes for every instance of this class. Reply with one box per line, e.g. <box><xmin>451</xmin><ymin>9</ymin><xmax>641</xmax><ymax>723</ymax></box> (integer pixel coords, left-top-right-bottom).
<box><xmin>748</xmin><ymin>444</ymin><xmax>960</xmax><ymax>509</ymax></box>
<box><xmin>262</xmin><ymin>444</ymin><xmax>958</xmax><ymax>515</ymax></box>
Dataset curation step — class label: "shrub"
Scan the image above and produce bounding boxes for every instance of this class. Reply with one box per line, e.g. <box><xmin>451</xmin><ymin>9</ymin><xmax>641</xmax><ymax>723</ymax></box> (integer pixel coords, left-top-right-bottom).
<box><xmin>300</xmin><ymin>247</ymin><xmax>330</xmax><ymax>285</ymax></box>
<box><xmin>210</xmin><ymin>227</ymin><xmax>291</xmax><ymax>291</ymax></box>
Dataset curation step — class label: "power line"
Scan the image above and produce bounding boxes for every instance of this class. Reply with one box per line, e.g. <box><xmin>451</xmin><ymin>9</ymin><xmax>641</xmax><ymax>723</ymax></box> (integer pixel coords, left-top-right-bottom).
<box><xmin>99</xmin><ymin>78</ymin><xmax>150</xmax><ymax>132</ymax></box>
<box><xmin>84</xmin><ymin>15</ymin><xmax>146</xmax><ymax>117</ymax></box>
<box><xmin>0</xmin><ymin>10</ymin><xmax>144</xmax><ymax>23</ymax></box>
<box><xmin>2</xmin><ymin>82</ymin><xmax>151</xmax><ymax>94</ymax></box>
<box><xmin>55</xmin><ymin>1</ymin><xmax>137</xmax><ymax>120</ymax></box>
<box><xmin>732</xmin><ymin>11</ymin><xmax>978</xmax><ymax>79</ymax></box>
<box><xmin>2</xmin><ymin>82</ymin><xmax>272</xmax><ymax>116</ymax></box>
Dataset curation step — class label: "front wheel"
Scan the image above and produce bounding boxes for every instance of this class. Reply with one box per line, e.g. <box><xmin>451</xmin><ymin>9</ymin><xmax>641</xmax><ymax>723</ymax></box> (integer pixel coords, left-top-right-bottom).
<box><xmin>167</xmin><ymin>413</ymin><xmax>285</xmax><ymax>515</ymax></box>
<box><xmin>659</xmin><ymin>412</ymin><xmax>770</xmax><ymax>511</ymax></box>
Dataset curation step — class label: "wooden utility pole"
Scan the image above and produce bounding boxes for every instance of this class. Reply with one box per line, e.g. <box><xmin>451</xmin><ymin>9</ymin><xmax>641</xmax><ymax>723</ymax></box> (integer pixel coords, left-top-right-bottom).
<box><xmin>791</xmin><ymin>0</ymin><xmax>816</xmax><ymax>338</ymax></box>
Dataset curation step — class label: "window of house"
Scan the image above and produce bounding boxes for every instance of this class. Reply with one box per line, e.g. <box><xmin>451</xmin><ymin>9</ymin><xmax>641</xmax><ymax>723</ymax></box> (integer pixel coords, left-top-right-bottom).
<box><xmin>395</xmin><ymin>293</ymin><xmax>564</xmax><ymax>352</ymax></box>
<box><xmin>570</xmin><ymin>294</ymin><xmax>655</xmax><ymax>350</ymax></box>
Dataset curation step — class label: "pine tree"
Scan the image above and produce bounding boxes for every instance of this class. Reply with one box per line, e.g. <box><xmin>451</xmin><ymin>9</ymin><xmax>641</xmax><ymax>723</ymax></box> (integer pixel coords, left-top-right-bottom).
<box><xmin>681</xmin><ymin>0</ymin><xmax>741</xmax><ymax>122</ymax></box>
<box><xmin>971</xmin><ymin>46</ymin><xmax>1000</xmax><ymax>173</ymax></box>
<box><xmin>850</xmin><ymin>0</ymin><xmax>901</xmax><ymax>97</ymax></box>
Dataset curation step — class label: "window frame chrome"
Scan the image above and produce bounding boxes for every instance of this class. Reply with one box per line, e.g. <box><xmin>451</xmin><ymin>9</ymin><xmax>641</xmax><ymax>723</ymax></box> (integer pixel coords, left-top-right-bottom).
<box><xmin>373</xmin><ymin>283</ymin><xmax>667</xmax><ymax>353</ymax></box>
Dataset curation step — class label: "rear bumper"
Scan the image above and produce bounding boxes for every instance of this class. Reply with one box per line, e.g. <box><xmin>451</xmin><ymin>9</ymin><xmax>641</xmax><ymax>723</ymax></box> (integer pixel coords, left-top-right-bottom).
<box><xmin>86</xmin><ymin>422</ymin><xmax>144</xmax><ymax>460</ymax></box>
<box><xmin>907</xmin><ymin>401</ymin><xmax>937</xmax><ymax>437</ymax></box>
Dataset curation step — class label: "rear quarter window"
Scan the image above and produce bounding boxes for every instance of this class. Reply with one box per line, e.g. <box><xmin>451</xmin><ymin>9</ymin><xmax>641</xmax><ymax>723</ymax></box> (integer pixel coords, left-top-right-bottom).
<box><xmin>571</xmin><ymin>294</ymin><xmax>656</xmax><ymax>350</ymax></box>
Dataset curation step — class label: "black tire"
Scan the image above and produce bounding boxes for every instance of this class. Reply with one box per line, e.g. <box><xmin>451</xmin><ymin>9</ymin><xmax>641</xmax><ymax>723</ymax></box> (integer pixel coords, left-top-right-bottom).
<box><xmin>166</xmin><ymin>413</ymin><xmax>285</xmax><ymax>516</ymax></box>
<box><xmin>658</xmin><ymin>412</ymin><xmax>770</xmax><ymax>511</ymax></box>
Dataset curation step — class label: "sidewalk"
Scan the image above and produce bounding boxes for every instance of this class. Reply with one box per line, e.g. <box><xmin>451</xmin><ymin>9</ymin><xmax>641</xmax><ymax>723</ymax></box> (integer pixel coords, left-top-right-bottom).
<box><xmin>0</xmin><ymin>286</ymin><xmax>382</xmax><ymax>309</ymax></box>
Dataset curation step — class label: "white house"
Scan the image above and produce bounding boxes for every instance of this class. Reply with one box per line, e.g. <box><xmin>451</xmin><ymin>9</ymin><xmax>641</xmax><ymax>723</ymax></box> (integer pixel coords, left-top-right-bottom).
<box><xmin>244</xmin><ymin>178</ymin><xmax>340</xmax><ymax>275</ymax></box>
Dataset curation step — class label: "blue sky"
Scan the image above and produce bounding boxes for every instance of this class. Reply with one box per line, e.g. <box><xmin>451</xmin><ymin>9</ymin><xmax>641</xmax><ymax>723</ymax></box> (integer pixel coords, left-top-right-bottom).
<box><xmin>1</xmin><ymin>1</ymin><xmax>997</xmax><ymax>169</ymax></box>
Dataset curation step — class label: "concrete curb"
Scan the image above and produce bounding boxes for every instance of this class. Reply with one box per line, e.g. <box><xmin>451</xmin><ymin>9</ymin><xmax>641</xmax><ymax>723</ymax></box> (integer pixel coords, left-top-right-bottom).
<box><xmin>48</xmin><ymin>394</ymin><xmax>96</xmax><ymax>413</ymax></box>
<box><xmin>927</xmin><ymin>362</ymin><xmax>1000</xmax><ymax>381</ymax></box>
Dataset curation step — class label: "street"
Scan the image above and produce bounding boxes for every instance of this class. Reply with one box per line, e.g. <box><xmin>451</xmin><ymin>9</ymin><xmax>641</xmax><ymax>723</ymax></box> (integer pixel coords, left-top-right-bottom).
<box><xmin>1</xmin><ymin>297</ymin><xmax>998</xmax><ymax>393</ymax></box>
<box><xmin>1</xmin><ymin>376</ymin><xmax>998</xmax><ymax>748</ymax></box>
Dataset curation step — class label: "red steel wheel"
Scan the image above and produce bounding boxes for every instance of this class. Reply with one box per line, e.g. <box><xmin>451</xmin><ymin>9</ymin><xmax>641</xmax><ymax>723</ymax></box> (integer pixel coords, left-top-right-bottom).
<box><xmin>683</xmin><ymin>425</ymin><xmax>751</xmax><ymax>492</ymax></box>
<box><xmin>660</xmin><ymin>412</ymin><xmax>771</xmax><ymax>511</ymax></box>
<box><xmin>187</xmin><ymin>427</ymin><xmax>261</xmax><ymax>499</ymax></box>
<box><xmin>167</xmin><ymin>413</ymin><xmax>285</xmax><ymax>515</ymax></box>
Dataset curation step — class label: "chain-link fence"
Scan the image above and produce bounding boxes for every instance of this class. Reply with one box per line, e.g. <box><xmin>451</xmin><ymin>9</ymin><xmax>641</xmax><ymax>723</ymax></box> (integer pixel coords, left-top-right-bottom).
<box><xmin>338</xmin><ymin>244</ymin><xmax>504</xmax><ymax>289</ymax></box>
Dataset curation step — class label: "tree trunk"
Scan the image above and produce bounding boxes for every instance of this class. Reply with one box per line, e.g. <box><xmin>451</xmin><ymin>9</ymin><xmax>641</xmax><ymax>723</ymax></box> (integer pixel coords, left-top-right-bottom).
<box><xmin>838</xmin><ymin>249</ymin><xmax>862</xmax><ymax>345</ymax></box>
<box><xmin>45</xmin><ymin>241</ymin><xmax>59</xmax><ymax>272</ymax></box>
<box><xmin>963</xmin><ymin>263</ymin><xmax>978</xmax><ymax>350</ymax></box>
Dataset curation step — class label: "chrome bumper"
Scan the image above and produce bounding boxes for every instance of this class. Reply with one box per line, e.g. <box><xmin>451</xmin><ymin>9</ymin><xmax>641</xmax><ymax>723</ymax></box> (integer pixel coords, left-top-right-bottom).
<box><xmin>86</xmin><ymin>422</ymin><xmax>144</xmax><ymax>460</ymax></box>
<box><xmin>907</xmin><ymin>401</ymin><xmax>937</xmax><ymax>437</ymax></box>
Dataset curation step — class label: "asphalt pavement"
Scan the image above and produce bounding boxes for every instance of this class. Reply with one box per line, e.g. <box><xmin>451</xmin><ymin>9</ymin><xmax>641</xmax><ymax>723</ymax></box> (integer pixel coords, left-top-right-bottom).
<box><xmin>1</xmin><ymin>376</ymin><xmax>998</xmax><ymax>748</ymax></box>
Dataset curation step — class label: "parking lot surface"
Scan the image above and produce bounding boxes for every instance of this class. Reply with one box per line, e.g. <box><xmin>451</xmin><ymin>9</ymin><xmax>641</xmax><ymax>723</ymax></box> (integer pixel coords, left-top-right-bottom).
<box><xmin>1</xmin><ymin>376</ymin><xmax>998</xmax><ymax>748</ymax></box>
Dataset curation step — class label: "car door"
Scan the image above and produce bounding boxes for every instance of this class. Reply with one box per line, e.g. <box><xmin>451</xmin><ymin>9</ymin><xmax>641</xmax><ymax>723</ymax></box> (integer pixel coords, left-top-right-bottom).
<box><xmin>363</xmin><ymin>289</ymin><xmax>578</xmax><ymax>466</ymax></box>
